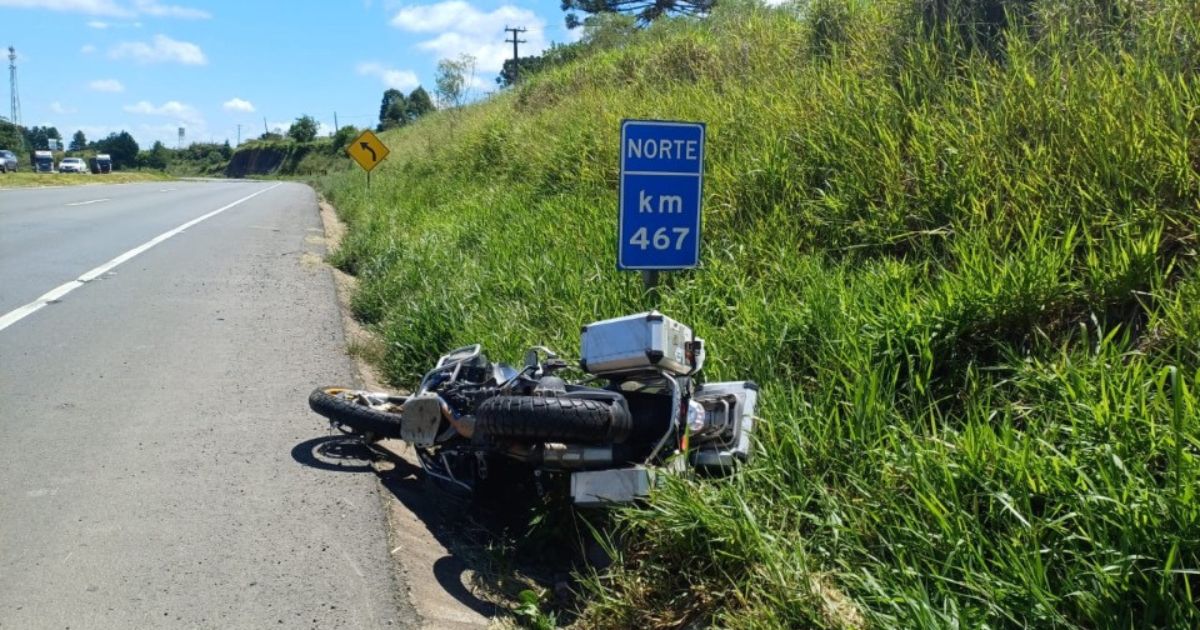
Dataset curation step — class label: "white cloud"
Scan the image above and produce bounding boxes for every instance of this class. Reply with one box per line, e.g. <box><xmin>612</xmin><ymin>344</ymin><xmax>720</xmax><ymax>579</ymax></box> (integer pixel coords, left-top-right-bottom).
<box><xmin>88</xmin><ymin>18</ymin><xmax>146</xmax><ymax>28</ymax></box>
<box><xmin>0</xmin><ymin>0</ymin><xmax>132</xmax><ymax>16</ymax></box>
<box><xmin>467</xmin><ymin>74</ymin><xmax>492</xmax><ymax>92</ymax></box>
<box><xmin>109</xmin><ymin>34</ymin><xmax>206</xmax><ymax>65</ymax></box>
<box><xmin>52</xmin><ymin>123</ymin><xmax>214</xmax><ymax>150</ymax></box>
<box><xmin>124</xmin><ymin>99</ymin><xmax>203</xmax><ymax>125</ymax></box>
<box><xmin>50</xmin><ymin>101</ymin><xmax>77</xmax><ymax>114</ymax></box>
<box><xmin>0</xmin><ymin>0</ymin><xmax>207</xmax><ymax>17</ymax></box>
<box><xmin>88</xmin><ymin>78</ymin><xmax>125</xmax><ymax>92</ymax></box>
<box><xmin>136</xmin><ymin>121</ymin><xmax>210</xmax><ymax>147</ymax></box>
<box><xmin>356</xmin><ymin>62</ymin><xmax>420</xmax><ymax>91</ymax></box>
<box><xmin>222</xmin><ymin>97</ymin><xmax>256</xmax><ymax>113</ymax></box>
<box><xmin>131</xmin><ymin>0</ymin><xmax>210</xmax><ymax>19</ymax></box>
<box><xmin>81</xmin><ymin>44</ymin><xmax>98</xmax><ymax>54</ymax></box>
<box><xmin>389</xmin><ymin>1</ymin><xmax>549</xmax><ymax>73</ymax></box>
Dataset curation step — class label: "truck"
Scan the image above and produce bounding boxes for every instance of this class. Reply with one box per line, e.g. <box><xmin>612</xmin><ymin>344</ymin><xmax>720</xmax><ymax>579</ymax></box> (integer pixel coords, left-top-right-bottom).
<box><xmin>89</xmin><ymin>154</ymin><xmax>113</xmax><ymax>174</ymax></box>
<box><xmin>33</xmin><ymin>150</ymin><xmax>54</xmax><ymax>173</ymax></box>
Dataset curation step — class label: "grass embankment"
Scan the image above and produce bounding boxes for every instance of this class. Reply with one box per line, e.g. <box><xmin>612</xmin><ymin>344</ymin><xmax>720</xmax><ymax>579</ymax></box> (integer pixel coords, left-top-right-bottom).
<box><xmin>0</xmin><ymin>171</ymin><xmax>172</xmax><ymax>188</ymax></box>
<box><xmin>320</xmin><ymin>1</ymin><xmax>1200</xmax><ymax>626</ymax></box>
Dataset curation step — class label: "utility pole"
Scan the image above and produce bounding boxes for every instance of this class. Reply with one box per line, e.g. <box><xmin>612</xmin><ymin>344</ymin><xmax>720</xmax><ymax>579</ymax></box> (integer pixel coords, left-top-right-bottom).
<box><xmin>504</xmin><ymin>26</ymin><xmax>526</xmax><ymax>84</ymax></box>
<box><xmin>333</xmin><ymin>111</ymin><xmax>339</xmax><ymax>134</ymax></box>
<box><xmin>263</xmin><ymin>117</ymin><xmax>268</xmax><ymax>136</ymax></box>
<box><xmin>236</xmin><ymin>124</ymin><xmax>241</xmax><ymax>146</ymax></box>
<box><xmin>8</xmin><ymin>46</ymin><xmax>20</xmax><ymax>127</ymax></box>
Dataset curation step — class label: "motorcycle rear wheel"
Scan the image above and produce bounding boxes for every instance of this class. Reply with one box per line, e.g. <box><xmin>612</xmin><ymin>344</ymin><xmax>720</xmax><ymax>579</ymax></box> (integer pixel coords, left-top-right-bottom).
<box><xmin>475</xmin><ymin>395</ymin><xmax>631</xmax><ymax>444</ymax></box>
<box><xmin>308</xmin><ymin>387</ymin><xmax>405</xmax><ymax>438</ymax></box>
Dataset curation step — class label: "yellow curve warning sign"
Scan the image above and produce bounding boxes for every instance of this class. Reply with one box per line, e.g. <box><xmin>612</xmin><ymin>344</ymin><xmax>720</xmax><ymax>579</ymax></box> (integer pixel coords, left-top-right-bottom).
<box><xmin>347</xmin><ymin>130</ymin><xmax>390</xmax><ymax>172</ymax></box>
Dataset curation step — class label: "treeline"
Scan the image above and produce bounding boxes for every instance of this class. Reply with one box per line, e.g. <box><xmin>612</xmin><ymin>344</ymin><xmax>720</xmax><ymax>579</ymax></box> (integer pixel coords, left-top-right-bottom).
<box><xmin>0</xmin><ymin>121</ymin><xmax>147</xmax><ymax>171</ymax></box>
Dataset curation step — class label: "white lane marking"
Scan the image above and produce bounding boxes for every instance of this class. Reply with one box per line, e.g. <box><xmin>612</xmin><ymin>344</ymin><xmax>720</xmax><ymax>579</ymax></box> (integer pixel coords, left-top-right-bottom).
<box><xmin>65</xmin><ymin>198</ymin><xmax>110</xmax><ymax>206</ymax></box>
<box><xmin>0</xmin><ymin>182</ymin><xmax>283</xmax><ymax>333</ymax></box>
<box><xmin>159</xmin><ymin>188</ymin><xmax>177</xmax><ymax>192</ymax></box>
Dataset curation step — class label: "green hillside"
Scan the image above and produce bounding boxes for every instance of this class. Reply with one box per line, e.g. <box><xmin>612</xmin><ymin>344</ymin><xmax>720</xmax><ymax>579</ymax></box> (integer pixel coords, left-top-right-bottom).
<box><xmin>318</xmin><ymin>1</ymin><xmax>1199</xmax><ymax>626</ymax></box>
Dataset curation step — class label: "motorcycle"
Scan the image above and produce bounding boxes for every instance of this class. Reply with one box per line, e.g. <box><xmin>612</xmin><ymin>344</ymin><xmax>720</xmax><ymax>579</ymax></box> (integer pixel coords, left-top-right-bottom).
<box><xmin>308</xmin><ymin>311</ymin><xmax>758</xmax><ymax>506</ymax></box>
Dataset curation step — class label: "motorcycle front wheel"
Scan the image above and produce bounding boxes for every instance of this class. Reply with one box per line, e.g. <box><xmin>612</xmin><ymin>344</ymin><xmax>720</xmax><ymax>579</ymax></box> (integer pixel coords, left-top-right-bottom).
<box><xmin>308</xmin><ymin>387</ymin><xmax>405</xmax><ymax>438</ymax></box>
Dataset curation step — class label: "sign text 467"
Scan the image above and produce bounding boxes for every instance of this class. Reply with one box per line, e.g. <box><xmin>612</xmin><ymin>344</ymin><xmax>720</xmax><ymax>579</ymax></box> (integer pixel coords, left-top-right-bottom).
<box><xmin>628</xmin><ymin>227</ymin><xmax>690</xmax><ymax>251</ymax></box>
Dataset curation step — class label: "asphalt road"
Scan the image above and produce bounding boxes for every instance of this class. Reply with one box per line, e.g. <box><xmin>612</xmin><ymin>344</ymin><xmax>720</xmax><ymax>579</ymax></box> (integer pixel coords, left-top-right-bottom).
<box><xmin>0</xmin><ymin>181</ymin><xmax>417</xmax><ymax>628</ymax></box>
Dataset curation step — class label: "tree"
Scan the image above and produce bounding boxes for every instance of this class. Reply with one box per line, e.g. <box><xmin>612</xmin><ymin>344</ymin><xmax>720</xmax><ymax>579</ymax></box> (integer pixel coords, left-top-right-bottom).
<box><xmin>377</xmin><ymin>87</ymin><xmax>434</xmax><ymax>130</ymax></box>
<box><xmin>435</xmin><ymin>54</ymin><xmax>476</xmax><ymax>109</ymax></box>
<box><xmin>561</xmin><ymin>0</ymin><xmax>713</xmax><ymax>28</ymax></box>
<box><xmin>0</xmin><ymin>120</ymin><xmax>22</xmax><ymax>151</ymax></box>
<box><xmin>22</xmin><ymin>126</ymin><xmax>61</xmax><ymax>150</ymax></box>
<box><xmin>378</xmin><ymin>89</ymin><xmax>408</xmax><ymax>130</ymax></box>
<box><xmin>385</xmin><ymin>99</ymin><xmax>408</xmax><ymax>127</ymax></box>
<box><xmin>331</xmin><ymin>125</ymin><xmax>360</xmax><ymax>154</ymax></box>
<box><xmin>581</xmin><ymin>12</ymin><xmax>639</xmax><ymax>46</ymax></box>
<box><xmin>95</xmin><ymin>131</ymin><xmax>139</xmax><ymax>170</ymax></box>
<box><xmin>70</xmin><ymin>130</ymin><xmax>87</xmax><ymax>152</ymax></box>
<box><xmin>144</xmin><ymin>140</ymin><xmax>171</xmax><ymax>170</ymax></box>
<box><xmin>497</xmin><ymin>41</ymin><xmax>593</xmax><ymax>88</ymax></box>
<box><xmin>405</xmin><ymin>87</ymin><xmax>435</xmax><ymax>120</ymax></box>
<box><xmin>497</xmin><ymin>56</ymin><xmax>546</xmax><ymax>87</ymax></box>
<box><xmin>287</xmin><ymin>115</ymin><xmax>319</xmax><ymax>143</ymax></box>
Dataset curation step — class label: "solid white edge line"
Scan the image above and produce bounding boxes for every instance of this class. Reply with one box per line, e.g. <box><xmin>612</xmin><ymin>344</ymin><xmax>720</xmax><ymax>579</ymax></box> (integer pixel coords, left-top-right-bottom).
<box><xmin>0</xmin><ymin>182</ymin><xmax>284</xmax><ymax>333</ymax></box>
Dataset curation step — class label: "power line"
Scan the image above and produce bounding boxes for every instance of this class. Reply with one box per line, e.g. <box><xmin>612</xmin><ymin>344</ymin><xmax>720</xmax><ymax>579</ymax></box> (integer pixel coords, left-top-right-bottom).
<box><xmin>504</xmin><ymin>26</ymin><xmax>527</xmax><ymax>83</ymax></box>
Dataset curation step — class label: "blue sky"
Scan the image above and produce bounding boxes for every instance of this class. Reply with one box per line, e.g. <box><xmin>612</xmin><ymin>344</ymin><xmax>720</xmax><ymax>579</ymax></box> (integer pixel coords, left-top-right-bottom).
<box><xmin>1</xmin><ymin>0</ymin><xmax>579</xmax><ymax>148</ymax></box>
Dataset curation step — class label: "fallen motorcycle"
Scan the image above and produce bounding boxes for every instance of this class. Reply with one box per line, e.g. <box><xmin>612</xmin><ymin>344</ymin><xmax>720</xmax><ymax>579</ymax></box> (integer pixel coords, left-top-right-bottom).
<box><xmin>308</xmin><ymin>312</ymin><xmax>758</xmax><ymax>506</ymax></box>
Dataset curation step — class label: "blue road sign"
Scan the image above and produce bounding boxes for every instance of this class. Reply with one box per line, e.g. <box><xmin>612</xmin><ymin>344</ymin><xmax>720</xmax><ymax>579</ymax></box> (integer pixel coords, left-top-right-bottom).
<box><xmin>618</xmin><ymin>120</ymin><xmax>705</xmax><ymax>270</ymax></box>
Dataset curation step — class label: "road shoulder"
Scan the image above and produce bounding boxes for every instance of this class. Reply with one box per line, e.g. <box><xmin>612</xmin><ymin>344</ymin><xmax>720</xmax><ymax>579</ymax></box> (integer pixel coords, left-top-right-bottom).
<box><xmin>317</xmin><ymin>198</ymin><xmax>496</xmax><ymax>630</ymax></box>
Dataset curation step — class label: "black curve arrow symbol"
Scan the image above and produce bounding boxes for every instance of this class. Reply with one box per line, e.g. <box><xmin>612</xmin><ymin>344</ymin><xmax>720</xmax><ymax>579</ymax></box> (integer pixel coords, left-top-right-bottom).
<box><xmin>360</xmin><ymin>142</ymin><xmax>377</xmax><ymax>162</ymax></box>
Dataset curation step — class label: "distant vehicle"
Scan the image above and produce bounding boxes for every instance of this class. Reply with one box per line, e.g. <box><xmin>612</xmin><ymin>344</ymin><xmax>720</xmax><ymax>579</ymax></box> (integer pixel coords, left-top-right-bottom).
<box><xmin>58</xmin><ymin>157</ymin><xmax>86</xmax><ymax>173</ymax></box>
<box><xmin>33</xmin><ymin>150</ymin><xmax>54</xmax><ymax>173</ymax></box>
<box><xmin>0</xmin><ymin>150</ymin><xmax>16</xmax><ymax>173</ymax></box>
<box><xmin>89</xmin><ymin>154</ymin><xmax>113</xmax><ymax>174</ymax></box>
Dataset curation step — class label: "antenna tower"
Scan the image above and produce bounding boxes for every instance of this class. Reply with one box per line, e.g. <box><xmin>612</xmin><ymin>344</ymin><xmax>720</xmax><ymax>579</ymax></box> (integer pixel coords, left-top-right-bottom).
<box><xmin>7</xmin><ymin>46</ymin><xmax>20</xmax><ymax>126</ymax></box>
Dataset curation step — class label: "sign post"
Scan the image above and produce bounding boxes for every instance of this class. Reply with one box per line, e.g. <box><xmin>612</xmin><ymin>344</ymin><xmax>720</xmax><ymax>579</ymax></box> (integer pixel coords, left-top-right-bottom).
<box><xmin>347</xmin><ymin>129</ymin><xmax>391</xmax><ymax>187</ymax></box>
<box><xmin>618</xmin><ymin>120</ymin><xmax>705</xmax><ymax>291</ymax></box>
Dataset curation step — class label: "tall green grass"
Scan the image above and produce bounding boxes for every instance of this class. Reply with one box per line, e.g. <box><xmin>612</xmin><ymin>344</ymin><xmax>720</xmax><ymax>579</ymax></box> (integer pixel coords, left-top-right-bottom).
<box><xmin>318</xmin><ymin>0</ymin><xmax>1200</xmax><ymax>626</ymax></box>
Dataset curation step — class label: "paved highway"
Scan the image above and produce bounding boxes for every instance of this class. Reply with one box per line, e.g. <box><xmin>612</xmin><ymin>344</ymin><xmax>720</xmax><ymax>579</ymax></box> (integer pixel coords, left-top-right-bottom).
<box><xmin>0</xmin><ymin>181</ymin><xmax>417</xmax><ymax>628</ymax></box>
